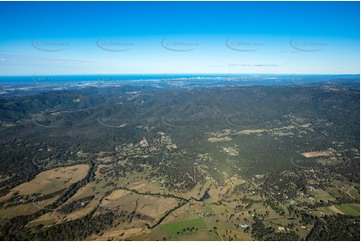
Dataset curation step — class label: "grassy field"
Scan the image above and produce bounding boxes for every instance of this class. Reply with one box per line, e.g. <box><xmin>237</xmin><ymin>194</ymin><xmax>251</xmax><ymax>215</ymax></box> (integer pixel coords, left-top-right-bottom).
<box><xmin>63</xmin><ymin>199</ymin><xmax>98</xmax><ymax>221</ymax></box>
<box><xmin>28</xmin><ymin>218</ymin><xmax>55</xmax><ymax>227</ymax></box>
<box><xmin>6</xmin><ymin>164</ymin><xmax>89</xmax><ymax>197</ymax></box>
<box><xmin>0</xmin><ymin>202</ymin><xmax>45</xmax><ymax>219</ymax></box>
<box><xmin>171</xmin><ymin>229</ymin><xmax>221</xmax><ymax>241</ymax></box>
<box><xmin>140</xmin><ymin>203</ymin><xmax>153</xmax><ymax>209</ymax></box>
<box><xmin>310</xmin><ymin>189</ymin><xmax>336</xmax><ymax>202</ymax></box>
<box><xmin>335</xmin><ymin>203</ymin><xmax>360</xmax><ymax>216</ymax></box>
<box><xmin>316</xmin><ymin>206</ymin><xmax>337</xmax><ymax>216</ymax></box>
<box><xmin>100</xmin><ymin>188</ymin><xmax>179</xmax><ymax>223</ymax></box>
<box><xmin>347</xmin><ymin>187</ymin><xmax>360</xmax><ymax>200</ymax></box>
<box><xmin>160</xmin><ymin>218</ymin><xmax>208</xmax><ymax>237</ymax></box>
<box><xmin>0</xmin><ymin>206</ymin><xmax>18</xmax><ymax>219</ymax></box>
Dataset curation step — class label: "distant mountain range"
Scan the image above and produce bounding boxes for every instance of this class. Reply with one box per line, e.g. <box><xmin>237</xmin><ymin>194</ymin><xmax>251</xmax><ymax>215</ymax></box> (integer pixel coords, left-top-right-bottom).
<box><xmin>0</xmin><ymin>74</ymin><xmax>359</xmax><ymax>97</ymax></box>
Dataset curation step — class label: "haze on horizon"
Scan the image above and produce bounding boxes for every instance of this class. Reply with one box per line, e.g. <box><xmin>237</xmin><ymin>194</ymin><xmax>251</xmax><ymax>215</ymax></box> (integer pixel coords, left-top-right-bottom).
<box><xmin>0</xmin><ymin>1</ymin><xmax>359</xmax><ymax>76</ymax></box>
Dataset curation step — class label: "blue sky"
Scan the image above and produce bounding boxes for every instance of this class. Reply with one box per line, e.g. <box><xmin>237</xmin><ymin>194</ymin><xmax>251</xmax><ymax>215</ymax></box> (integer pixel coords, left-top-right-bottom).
<box><xmin>0</xmin><ymin>1</ymin><xmax>359</xmax><ymax>75</ymax></box>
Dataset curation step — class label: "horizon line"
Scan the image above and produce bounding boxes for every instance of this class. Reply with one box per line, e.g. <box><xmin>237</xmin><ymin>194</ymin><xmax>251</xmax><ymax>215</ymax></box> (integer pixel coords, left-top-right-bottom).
<box><xmin>0</xmin><ymin>73</ymin><xmax>360</xmax><ymax>77</ymax></box>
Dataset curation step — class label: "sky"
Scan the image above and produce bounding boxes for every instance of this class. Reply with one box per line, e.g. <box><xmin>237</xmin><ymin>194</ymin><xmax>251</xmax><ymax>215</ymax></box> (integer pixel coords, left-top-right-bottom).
<box><xmin>0</xmin><ymin>1</ymin><xmax>359</xmax><ymax>75</ymax></box>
